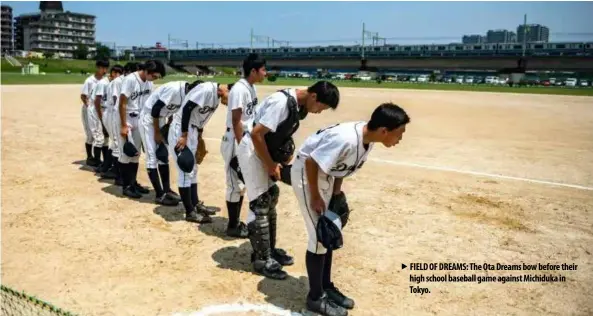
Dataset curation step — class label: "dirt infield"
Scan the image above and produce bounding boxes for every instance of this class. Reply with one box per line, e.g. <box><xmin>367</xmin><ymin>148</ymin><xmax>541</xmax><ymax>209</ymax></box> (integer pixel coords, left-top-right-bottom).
<box><xmin>2</xmin><ymin>84</ymin><xmax>592</xmax><ymax>316</ymax></box>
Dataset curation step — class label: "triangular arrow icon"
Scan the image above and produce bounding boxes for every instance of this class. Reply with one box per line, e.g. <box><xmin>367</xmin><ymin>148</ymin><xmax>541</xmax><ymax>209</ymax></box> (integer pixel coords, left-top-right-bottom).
<box><xmin>402</xmin><ymin>264</ymin><xmax>407</xmax><ymax>269</ymax></box>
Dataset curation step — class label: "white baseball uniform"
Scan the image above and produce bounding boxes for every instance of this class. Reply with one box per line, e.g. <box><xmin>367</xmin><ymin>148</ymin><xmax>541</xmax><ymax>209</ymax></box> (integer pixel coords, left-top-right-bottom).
<box><xmin>220</xmin><ymin>78</ymin><xmax>258</xmax><ymax>202</ymax></box>
<box><xmin>236</xmin><ymin>88</ymin><xmax>298</xmax><ymax>223</ymax></box>
<box><xmin>118</xmin><ymin>72</ymin><xmax>153</xmax><ymax>164</ymax></box>
<box><xmin>81</xmin><ymin>75</ymin><xmax>100</xmax><ymax>144</ymax></box>
<box><xmin>88</xmin><ymin>77</ymin><xmax>109</xmax><ymax>148</ymax></box>
<box><xmin>168</xmin><ymin>82</ymin><xmax>220</xmax><ymax>187</ymax></box>
<box><xmin>290</xmin><ymin>121</ymin><xmax>373</xmax><ymax>254</ymax></box>
<box><xmin>139</xmin><ymin>81</ymin><xmax>187</xmax><ymax>169</ymax></box>
<box><xmin>103</xmin><ymin>75</ymin><xmax>123</xmax><ymax>157</ymax></box>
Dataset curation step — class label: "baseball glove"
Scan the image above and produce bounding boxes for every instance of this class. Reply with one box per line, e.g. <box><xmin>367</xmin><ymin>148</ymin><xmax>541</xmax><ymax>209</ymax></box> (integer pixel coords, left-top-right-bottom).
<box><xmin>328</xmin><ymin>191</ymin><xmax>350</xmax><ymax>228</ymax></box>
<box><xmin>270</xmin><ymin>137</ymin><xmax>295</xmax><ymax>165</ymax></box>
<box><xmin>196</xmin><ymin>139</ymin><xmax>208</xmax><ymax>165</ymax></box>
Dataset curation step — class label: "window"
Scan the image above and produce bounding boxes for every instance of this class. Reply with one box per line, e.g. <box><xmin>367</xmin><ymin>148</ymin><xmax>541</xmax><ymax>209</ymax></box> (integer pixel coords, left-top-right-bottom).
<box><xmin>373</xmin><ymin>47</ymin><xmax>380</xmax><ymax>51</ymax></box>
<box><xmin>389</xmin><ymin>47</ymin><xmax>395</xmax><ymax>51</ymax></box>
<box><xmin>455</xmin><ymin>46</ymin><xmax>463</xmax><ymax>51</ymax></box>
<box><xmin>404</xmin><ymin>46</ymin><xmax>411</xmax><ymax>51</ymax></box>
<box><xmin>283</xmin><ymin>49</ymin><xmax>288</xmax><ymax>52</ymax></box>
<box><xmin>534</xmin><ymin>44</ymin><xmax>543</xmax><ymax>49</ymax></box>
<box><xmin>295</xmin><ymin>48</ymin><xmax>300</xmax><ymax>52</ymax></box>
<box><xmin>320</xmin><ymin>48</ymin><xmax>325</xmax><ymax>52</ymax></box>
<box><xmin>556</xmin><ymin>44</ymin><xmax>565</xmax><ymax>49</ymax></box>
<box><xmin>332</xmin><ymin>48</ymin><xmax>338</xmax><ymax>52</ymax></box>
<box><xmin>438</xmin><ymin>46</ymin><xmax>446</xmax><ymax>50</ymax></box>
<box><xmin>346</xmin><ymin>48</ymin><xmax>351</xmax><ymax>52</ymax></box>
<box><xmin>474</xmin><ymin>45</ymin><xmax>482</xmax><ymax>50</ymax></box>
<box><xmin>514</xmin><ymin>45</ymin><xmax>522</xmax><ymax>49</ymax></box>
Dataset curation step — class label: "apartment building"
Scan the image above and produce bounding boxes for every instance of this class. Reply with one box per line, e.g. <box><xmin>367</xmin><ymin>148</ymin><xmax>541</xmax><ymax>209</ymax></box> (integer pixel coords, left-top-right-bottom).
<box><xmin>1</xmin><ymin>5</ymin><xmax>13</xmax><ymax>53</ymax></box>
<box><xmin>14</xmin><ymin>1</ymin><xmax>95</xmax><ymax>58</ymax></box>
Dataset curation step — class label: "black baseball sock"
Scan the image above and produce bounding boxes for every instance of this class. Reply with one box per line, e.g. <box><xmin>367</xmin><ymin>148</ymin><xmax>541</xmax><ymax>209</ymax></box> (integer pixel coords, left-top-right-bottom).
<box><xmin>112</xmin><ymin>155</ymin><xmax>118</xmax><ymax>168</ymax></box>
<box><xmin>306</xmin><ymin>251</ymin><xmax>325</xmax><ymax>301</ymax></box>
<box><xmin>120</xmin><ymin>163</ymin><xmax>130</xmax><ymax>187</ymax></box>
<box><xmin>147</xmin><ymin>168</ymin><xmax>164</xmax><ymax>197</ymax></box>
<box><xmin>191</xmin><ymin>183</ymin><xmax>199</xmax><ymax>207</ymax></box>
<box><xmin>322</xmin><ymin>249</ymin><xmax>333</xmax><ymax>289</ymax></box>
<box><xmin>178</xmin><ymin>187</ymin><xmax>193</xmax><ymax>214</ymax></box>
<box><xmin>158</xmin><ymin>164</ymin><xmax>171</xmax><ymax>193</ymax></box>
<box><xmin>85</xmin><ymin>143</ymin><xmax>92</xmax><ymax>159</ymax></box>
<box><xmin>130</xmin><ymin>162</ymin><xmax>139</xmax><ymax>183</ymax></box>
<box><xmin>93</xmin><ymin>146</ymin><xmax>102</xmax><ymax>163</ymax></box>
<box><xmin>101</xmin><ymin>147</ymin><xmax>111</xmax><ymax>170</ymax></box>
<box><xmin>226</xmin><ymin>201</ymin><xmax>238</xmax><ymax>228</ymax></box>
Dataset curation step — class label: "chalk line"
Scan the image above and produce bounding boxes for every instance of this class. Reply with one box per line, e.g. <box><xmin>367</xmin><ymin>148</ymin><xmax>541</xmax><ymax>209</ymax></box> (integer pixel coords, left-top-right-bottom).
<box><xmin>203</xmin><ymin>137</ymin><xmax>593</xmax><ymax>191</ymax></box>
<box><xmin>172</xmin><ymin>302</ymin><xmax>304</xmax><ymax>316</ymax></box>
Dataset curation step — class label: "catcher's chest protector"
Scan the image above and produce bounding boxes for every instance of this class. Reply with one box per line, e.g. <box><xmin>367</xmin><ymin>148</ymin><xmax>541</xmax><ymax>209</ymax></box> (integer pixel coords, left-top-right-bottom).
<box><xmin>263</xmin><ymin>90</ymin><xmax>300</xmax><ymax>153</ymax></box>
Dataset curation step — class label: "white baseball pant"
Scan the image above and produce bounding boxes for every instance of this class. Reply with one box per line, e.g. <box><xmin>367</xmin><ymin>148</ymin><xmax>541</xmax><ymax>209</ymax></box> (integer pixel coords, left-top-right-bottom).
<box><xmin>117</xmin><ymin>112</ymin><xmax>142</xmax><ymax>164</ymax></box>
<box><xmin>236</xmin><ymin>135</ymin><xmax>276</xmax><ymax>224</ymax></box>
<box><xmin>167</xmin><ymin>121</ymin><xmax>198</xmax><ymax>188</ymax></box>
<box><xmin>107</xmin><ymin>108</ymin><xmax>121</xmax><ymax>158</ymax></box>
<box><xmin>290</xmin><ymin>155</ymin><xmax>335</xmax><ymax>255</ymax></box>
<box><xmin>220</xmin><ymin>129</ymin><xmax>245</xmax><ymax>203</ymax></box>
<box><xmin>88</xmin><ymin>105</ymin><xmax>108</xmax><ymax>148</ymax></box>
<box><xmin>138</xmin><ymin>113</ymin><xmax>167</xmax><ymax>169</ymax></box>
<box><xmin>81</xmin><ymin>105</ymin><xmax>93</xmax><ymax>144</ymax></box>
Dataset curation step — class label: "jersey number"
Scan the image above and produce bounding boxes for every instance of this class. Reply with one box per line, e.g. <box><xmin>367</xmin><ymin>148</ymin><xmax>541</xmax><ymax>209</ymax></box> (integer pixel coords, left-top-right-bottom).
<box><xmin>316</xmin><ymin>123</ymin><xmax>340</xmax><ymax>135</ymax></box>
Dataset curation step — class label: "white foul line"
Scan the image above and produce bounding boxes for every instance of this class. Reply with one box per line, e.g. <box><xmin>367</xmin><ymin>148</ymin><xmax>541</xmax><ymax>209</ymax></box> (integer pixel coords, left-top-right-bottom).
<box><xmin>203</xmin><ymin>137</ymin><xmax>593</xmax><ymax>191</ymax></box>
<box><xmin>172</xmin><ymin>302</ymin><xmax>301</xmax><ymax>316</ymax></box>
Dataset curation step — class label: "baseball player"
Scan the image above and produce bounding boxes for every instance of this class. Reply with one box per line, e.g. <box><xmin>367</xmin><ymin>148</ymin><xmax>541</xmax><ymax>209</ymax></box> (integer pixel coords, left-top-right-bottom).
<box><xmin>169</xmin><ymin>81</ymin><xmax>233</xmax><ymax>223</ymax></box>
<box><xmin>220</xmin><ymin>53</ymin><xmax>266</xmax><ymax>238</ymax></box>
<box><xmin>90</xmin><ymin>64</ymin><xmax>124</xmax><ymax>178</ymax></box>
<box><xmin>118</xmin><ymin>60</ymin><xmax>166</xmax><ymax>198</ymax></box>
<box><xmin>105</xmin><ymin>62</ymin><xmax>140</xmax><ymax>186</ymax></box>
<box><xmin>138</xmin><ymin>80</ymin><xmax>203</xmax><ymax>206</ymax></box>
<box><xmin>290</xmin><ymin>103</ymin><xmax>410</xmax><ymax>316</ymax></box>
<box><xmin>236</xmin><ymin>80</ymin><xmax>340</xmax><ymax>280</ymax></box>
<box><xmin>80</xmin><ymin>59</ymin><xmax>109</xmax><ymax>167</ymax></box>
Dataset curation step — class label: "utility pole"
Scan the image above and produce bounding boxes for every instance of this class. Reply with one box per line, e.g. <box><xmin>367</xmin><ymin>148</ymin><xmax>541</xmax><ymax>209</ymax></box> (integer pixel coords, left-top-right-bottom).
<box><xmin>250</xmin><ymin>28</ymin><xmax>253</xmax><ymax>52</ymax></box>
<box><xmin>361</xmin><ymin>22</ymin><xmax>384</xmax><ymax>59</ymax></box>
<box><xmin>361</xmin><ymin>22</ymin><xmax>365</xmax><ymax>60</ymax></box>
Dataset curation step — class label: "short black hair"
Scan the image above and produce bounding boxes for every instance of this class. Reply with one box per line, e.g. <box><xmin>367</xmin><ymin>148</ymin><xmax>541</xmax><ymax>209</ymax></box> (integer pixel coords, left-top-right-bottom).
<box><xmin>124</xmin><ymin>62</ymin><xmax>139</xmax><ymax>74</ymax></box>
<box><xmin>141</xmin><ymin>60</ymin><xmax>166</xmax><ymax>78</ymax></box>
<box><xmin>367</xmin><ymin>102</ymin><xmax>410</xmax><ymax>131</ymax></box>
<box><xmin>96</xmin><ymin>59</ymin><xmax>109</xmax><ymax>68</ymax></box>
<box><xmin>186</xmin><ymin>80</ymin><xmax>204</xmax><ymax>93</ymax></box>
<box><xmin>227</xmin><ymin>83</ymin><xmax>234</xmax><ymax>91</ymax></box>
<box><xmin>242</xmin><ymin>53</ymin><xmax>266</xmax><ymax>77</ymax></box>
<box><xmin>110</xmin><ymin>64</ymin><xmax>124</xmax><ymax>75</ymax></box>
<box><xmin>307</xmin><ymin>81</ymin><xmax>340</xmax><ymax>109</ymax></box>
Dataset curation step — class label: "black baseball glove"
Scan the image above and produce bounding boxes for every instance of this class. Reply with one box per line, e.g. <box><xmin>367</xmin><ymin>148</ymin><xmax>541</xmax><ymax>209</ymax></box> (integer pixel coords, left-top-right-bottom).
<box><xmin>270</xmin><ymin>137</ymin><xmax>295</xmax><ymax>166</ymax></box>
<box><xmin>328</xmin><ymin>191</ymin><xmax>351</xmax><ymax>228</ymax></box>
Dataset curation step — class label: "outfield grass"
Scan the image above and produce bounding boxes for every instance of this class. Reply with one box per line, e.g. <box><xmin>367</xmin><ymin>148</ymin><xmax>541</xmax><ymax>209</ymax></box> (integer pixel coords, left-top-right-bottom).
<box><xmin>2</xmin><ymin>58</ymin><xmax>121</xmax><ymax>74</ymax></box>
<box><xmin>2</xmin><ymin>72</ymin><xmax>592</xmax><ymax>96</ymax></box>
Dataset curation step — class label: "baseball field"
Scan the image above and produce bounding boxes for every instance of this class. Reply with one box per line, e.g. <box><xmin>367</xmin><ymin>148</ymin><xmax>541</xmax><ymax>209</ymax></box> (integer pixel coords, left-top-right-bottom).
<box><xmin>1</xmin><ymin>82</ymin><xmax>593</xmax><ymax>315</ymax></box>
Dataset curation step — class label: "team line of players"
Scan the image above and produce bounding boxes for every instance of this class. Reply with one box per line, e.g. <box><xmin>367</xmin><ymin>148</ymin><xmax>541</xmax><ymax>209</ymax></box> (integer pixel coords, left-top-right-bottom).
<box><xmin>79</xmin><ymin>54</ymin><xmax>410</xmax><ymax>316</ymax></box>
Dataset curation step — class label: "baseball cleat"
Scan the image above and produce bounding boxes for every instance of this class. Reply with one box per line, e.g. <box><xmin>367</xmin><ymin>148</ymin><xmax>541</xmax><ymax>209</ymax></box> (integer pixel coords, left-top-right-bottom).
<box><xmin>185</xmin><ymin>210</ymin><xmax>212</xmax><ymax>224</ymax></box>
<box><xmin>86</xmin><ymin>158</ymin><xmax>100</xmax><ymax>167</ymax></box>
<box><xmin>133</xmin><ymin>182</ymin><xmax>149</xmax><ymax>194</ymax></box>
<box><xmin>195</xmin><ymin>201</ymin><xmax>217</xmax><ymax>216</ymax></box>
<box><xmin>226</xmin><ymin>222</ymin><xmax>249</xmax><ymax>238</ymax></box>
<box><xmin>325</xmin><ymin>284</ymin><xmax>355</xmax><ymax>310</ymax></box>
<box><xmin>253</xmin><ymin>258</ymin><xmax>288</xmax><ymax>280</ymax></box>
<box><xmin>114</xmin><ymin>177</ymin><xmax>124</xmax><ymax>186</ymax></box>
<box><xmin>123</xmin><ymin>186</ymin><xmax>142</xmax><ymax>199</ymax></box>
<box><xmin>307</xmin><ymin>293</ymin><xmax>348</xmax><ymax>316</ymax></box>
<box><xmin>272</xmin><ymin>248</ymin><xmax>294</xmax><ymax>266</ymax></box>
<box><xmin>155</xmin><ymin>194</ymin><xmax>179</xmax><ymax>206</ymax></box>
<box><xmin>100</xmin><ymin>169</ymin><xmax>117</xmax><ymax>180</ymax></box>
<box><xmin>166</xmin><ymin>190</ymin><xmax>181</xmax><ymax>202</ymax></box>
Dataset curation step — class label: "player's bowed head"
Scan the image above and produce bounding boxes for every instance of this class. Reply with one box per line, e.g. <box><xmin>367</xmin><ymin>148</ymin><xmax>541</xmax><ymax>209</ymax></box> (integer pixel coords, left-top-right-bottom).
<box><xmin>137</xmin><ymin>60</ymin><xmax>166</xmax><ymax>81</ymax></box>
<box><xmin>364</xmin><ymin>102</ymin><xmax>410</xmax><ymax>148</ymax></box>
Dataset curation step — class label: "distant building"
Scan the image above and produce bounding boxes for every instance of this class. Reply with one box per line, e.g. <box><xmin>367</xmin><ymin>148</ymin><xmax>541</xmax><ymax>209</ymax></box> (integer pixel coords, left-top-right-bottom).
<box><xmin>14</xmin><ymin>1</ymin><xmax>95</xmax><ymax>58</ymax></box>
<box><xmin>517</xmin><ymin>24</ymin><xmax>550</xmax><ymax>43</ymax></box>
<box><xmin>462</xmin><ymin>34</ymin><xmax>486</xmax><ymax>44</ymax></box>
<box><xmin>486</xmin><ymin>29</ymin><xmax>516</xmax><ymax>43</ymax></box>
<box><xmin>1</xmin><ymin>5</ymin><xmax>13</xmax><ymax>53</ymax></box>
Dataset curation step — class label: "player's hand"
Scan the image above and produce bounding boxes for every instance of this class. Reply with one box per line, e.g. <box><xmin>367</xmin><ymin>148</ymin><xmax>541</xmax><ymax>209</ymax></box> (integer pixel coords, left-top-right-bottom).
<box><xmin>154</xmin><ymin>132</ymin><xmax>163</xmax><ymax>145</ymax></box>
<box><xmin>267</xmin><ymin>163</ymin><xmax>281</xmax><ymax>181</ymax></box>
<box><xmin>310</xmin><ymin>193</ymin><xmax>326</xmax><ymax>215</ymax></box>
<box><xmin>120</xmin><ymin>126</ymin><xmax>128</xmax><ymax>138</ymax></box>
<box><xmin>175</xmin><ymin>136</ymin><xmax>187</xmax><ymax>150</ymax></box>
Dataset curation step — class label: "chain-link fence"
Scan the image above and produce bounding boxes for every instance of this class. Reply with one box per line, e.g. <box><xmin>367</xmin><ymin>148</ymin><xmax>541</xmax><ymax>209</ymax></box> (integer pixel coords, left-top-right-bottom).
<box><xmin>1</xmin><ymin>285</ymin><xmax>77</xmax><ymax>316</ymax></box>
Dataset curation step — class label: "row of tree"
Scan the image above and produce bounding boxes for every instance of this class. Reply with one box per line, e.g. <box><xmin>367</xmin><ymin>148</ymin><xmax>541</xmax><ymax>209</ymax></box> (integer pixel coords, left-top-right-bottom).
<box><xmin>36</xmin><ymin>43</ymin><xmax>113</xmax><ymax>60</ymax></box>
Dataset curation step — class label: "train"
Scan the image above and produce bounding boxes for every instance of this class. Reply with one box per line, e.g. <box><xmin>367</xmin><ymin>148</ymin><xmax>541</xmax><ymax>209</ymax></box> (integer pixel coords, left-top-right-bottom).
<box><xmin>129</xmin><ymin>41</ymin><xmax>593</xmax><ymax>61</ymax></box>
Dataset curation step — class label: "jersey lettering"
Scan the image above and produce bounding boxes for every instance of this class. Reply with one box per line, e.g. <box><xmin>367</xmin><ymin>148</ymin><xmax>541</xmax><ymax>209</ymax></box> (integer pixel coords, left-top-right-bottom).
<box><xmin>198</xmin><ymin>106</ymin><xmax>216</xmax><ymax>114</ymax></box>
<box><xmin>166</xmin><ymin>103</ymin><xmax>181</xmax><ymax>111</ymax></box>
<box><xmin>244</xmin><ymin>98</ymin><xmax>258</xmax><ymax>116</ymax></box>
<box><xmin>130</xmin><ymin>89</ymin><xmax>151</xmax><ymax>101</ymax></box>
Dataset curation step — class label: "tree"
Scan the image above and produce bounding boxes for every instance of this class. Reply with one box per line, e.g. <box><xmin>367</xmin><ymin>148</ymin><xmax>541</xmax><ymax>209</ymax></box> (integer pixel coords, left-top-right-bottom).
<box><xmin>95</xmin><ymin>44</ymin><xmax>111</xmax><ymax>61</ymax></box>
<box><xmin>73</xmin><ymin>43</ymin><xmax>89</xmax><ymax>60</ymax></box>
<box><xmin>43</xmin><ymin>51</ymin><xmax>54</xmax><ymax>59</ymax></box>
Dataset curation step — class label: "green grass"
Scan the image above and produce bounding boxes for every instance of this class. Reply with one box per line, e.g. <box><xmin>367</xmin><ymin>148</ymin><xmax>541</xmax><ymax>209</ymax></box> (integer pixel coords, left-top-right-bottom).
<box><xmin>2</xmin><ymin>58</ymin><xmax>122</xmax><ymax>74</ymax></box>
<box><xmin>1</xmin><ymin>72</ymin><xmax>592</xmax><ymax>96</ymax></box>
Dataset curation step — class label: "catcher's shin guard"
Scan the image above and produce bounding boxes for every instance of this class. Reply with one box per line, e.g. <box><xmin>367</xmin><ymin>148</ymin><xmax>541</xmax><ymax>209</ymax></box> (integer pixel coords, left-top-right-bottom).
<box><xmin>248</xmin><ymin>193</ymin><xmax>271</xmax><ymax>262</ymax></box>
